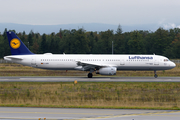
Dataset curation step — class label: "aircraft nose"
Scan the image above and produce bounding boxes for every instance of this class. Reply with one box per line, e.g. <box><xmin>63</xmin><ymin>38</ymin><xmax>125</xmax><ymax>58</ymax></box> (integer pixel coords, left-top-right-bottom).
<box><xmin>171</xmin><ymin>62</ymin><xmax>176</xmax><ymax>68</ymax></box>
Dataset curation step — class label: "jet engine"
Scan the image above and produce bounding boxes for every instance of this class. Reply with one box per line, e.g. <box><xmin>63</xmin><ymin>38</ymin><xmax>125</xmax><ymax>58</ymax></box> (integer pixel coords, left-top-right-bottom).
<box><xmin>96</xmin><ymin>67</ymin><xmax>117</xmax><ymax>75</ymax></box>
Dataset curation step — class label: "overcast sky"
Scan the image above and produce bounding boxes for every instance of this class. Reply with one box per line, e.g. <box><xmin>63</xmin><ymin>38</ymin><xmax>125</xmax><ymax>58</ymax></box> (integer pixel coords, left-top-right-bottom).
<box><xmin>0</xmin><ymin>0</ymin><xmax>180</xmax><ymax>29</ymax></box>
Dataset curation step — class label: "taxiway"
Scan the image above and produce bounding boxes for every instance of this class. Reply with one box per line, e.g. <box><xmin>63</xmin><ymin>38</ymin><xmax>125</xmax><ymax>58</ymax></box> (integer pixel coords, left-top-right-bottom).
<box><xmin>0</xmin><ymin>107</ymin><xmax>180</xmax><ymax>120</ymax></box>
<box><xmin>0</xmin><ymin>76</ymin><xmax>180</xmax><ymax>82</ymax></box>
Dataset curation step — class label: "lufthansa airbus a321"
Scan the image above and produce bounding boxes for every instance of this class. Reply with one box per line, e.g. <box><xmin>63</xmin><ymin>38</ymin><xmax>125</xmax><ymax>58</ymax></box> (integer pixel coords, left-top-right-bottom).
<box><xmin>4</xmin><ymin>31</ymin><xmax>176</xmax><ymax>78</ymax></box>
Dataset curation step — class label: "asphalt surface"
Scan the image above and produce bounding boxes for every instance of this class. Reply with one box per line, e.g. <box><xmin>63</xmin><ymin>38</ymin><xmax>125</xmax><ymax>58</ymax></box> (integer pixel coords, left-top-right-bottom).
<box><xmin>0</xmin><ymin>107</ymin><xmax>180</xmax><ymax>120</ymax></box>
<box><xmin>0</xmin><ymin>76</ymin><xmax>180</xmax><ymax>82</ymax></box>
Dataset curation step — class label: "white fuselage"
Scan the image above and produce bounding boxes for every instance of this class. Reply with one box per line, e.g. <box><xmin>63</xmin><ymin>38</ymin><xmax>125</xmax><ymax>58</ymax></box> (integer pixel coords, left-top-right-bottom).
<box><xmin>4</xmin><ymin>54</ymin><xmax>176</xmax><ymax>71</ymax></box>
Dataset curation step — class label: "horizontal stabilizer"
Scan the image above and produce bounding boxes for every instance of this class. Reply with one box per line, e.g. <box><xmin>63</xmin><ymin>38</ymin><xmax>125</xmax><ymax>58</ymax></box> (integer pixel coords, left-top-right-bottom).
<box><xmin>4</xmin><ymin>56</ymin><xmax>23</xmax><ymax>60</ymax></box>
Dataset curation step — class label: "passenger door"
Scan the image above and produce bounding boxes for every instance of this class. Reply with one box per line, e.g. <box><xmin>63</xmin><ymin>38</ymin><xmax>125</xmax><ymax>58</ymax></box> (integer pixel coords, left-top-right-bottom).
<box><xmin>120</xmin><ymin>59</ymin><xmax>125</xmax><ymax>65</ymax></box>
<box><xmin>154</xmin><ymin>58</ymin><xmax>159</xmax><ymax>65</ymax></box>
<box><xmin>31</xmin><ymin>56</ymin><xmax>36</xmax><ymax>67</ymax></box>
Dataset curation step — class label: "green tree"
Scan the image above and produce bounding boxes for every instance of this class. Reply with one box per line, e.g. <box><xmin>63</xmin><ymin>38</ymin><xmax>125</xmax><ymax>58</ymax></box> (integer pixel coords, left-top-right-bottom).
<box><xmin>152</xmin><ymin>28</ymin><xmax>170</xmax><ymax>55</ymax></box>
<box><xmin>74</xmin><ymin>28</ymin><xmax>89</xmax><ymax>53</ymax></box>
<box><xmin>2</xmin><ymin>28</ymin><xmax>11</xmax><ymax>56</ymax></box>
<box><xmin>28</xmin><ymin>30</ymin><xmax>34</xmax><ymax>47</ymax></box>
<box><xmin>164</xmin><ymin>33</ymin><xmax>180</xmax><ymax>58</ymax></box>
<box><xmin>40</xmin><ymin>34</ymin><xmax>48</xmax><ymax>53</ymax></box>
<box><xmin>116</xmin><ymin>24</ymin><xmax>122</xmax><ymax>34</ymax></box>
<box><xmin>99</xmin><ymin>30</ymin><xmax>114</xmax><ymax>54</ymax></box>
<box><xmin>0</xmin><ymin>35</ymin><xmax>4</xmax><ymax>58</ymax></box>
<box><xmin>127</xmin><ymin>30</ymin><xmax>145</xmax><ymax>54</ymax></box>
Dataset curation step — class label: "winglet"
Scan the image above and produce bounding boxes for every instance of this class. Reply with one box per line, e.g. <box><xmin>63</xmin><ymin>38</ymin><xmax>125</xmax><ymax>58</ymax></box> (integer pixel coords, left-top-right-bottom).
<box><xmin>6</xmin><ymin>31</ymin><xmax>34</xmax><ymax>55</ymax></box>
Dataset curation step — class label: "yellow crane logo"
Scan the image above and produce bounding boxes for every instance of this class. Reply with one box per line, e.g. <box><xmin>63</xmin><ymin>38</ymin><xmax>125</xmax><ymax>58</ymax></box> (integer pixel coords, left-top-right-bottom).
<box><xmin>10</xmin><ymin>38</ymin><xmax>21</xmax><ymax>49</ymax></box>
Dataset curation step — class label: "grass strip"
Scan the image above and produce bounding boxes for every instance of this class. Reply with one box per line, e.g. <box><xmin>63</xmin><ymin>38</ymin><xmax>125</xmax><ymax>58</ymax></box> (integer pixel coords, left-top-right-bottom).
<box><xmin>1</xmin><ymin>82</ymin><xmax>180</xmax><ymax>110</ymax></box>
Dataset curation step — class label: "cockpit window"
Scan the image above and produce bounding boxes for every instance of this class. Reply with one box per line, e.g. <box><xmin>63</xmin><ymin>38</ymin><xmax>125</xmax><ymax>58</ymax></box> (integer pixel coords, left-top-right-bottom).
<box><xmin>164</xmin><ymin>59</ymin><xmax>169</xmax><ymax>62</ymax></box>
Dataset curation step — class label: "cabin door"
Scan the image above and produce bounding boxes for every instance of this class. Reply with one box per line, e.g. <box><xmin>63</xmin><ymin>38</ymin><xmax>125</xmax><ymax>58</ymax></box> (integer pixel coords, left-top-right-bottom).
<box><xmin>31</xmin><ymin>56</ymin><xmax>36</xmax><ymax>67</ymax></box>
<box><xmin>154</xmin><ymin>58</ymin><xmax>159</xmax><ymax>65</ymax></box>
<box><xmin>120</xmin><ymin>59</ymin><xmax>125</xmax><ymax>65</ymax></box>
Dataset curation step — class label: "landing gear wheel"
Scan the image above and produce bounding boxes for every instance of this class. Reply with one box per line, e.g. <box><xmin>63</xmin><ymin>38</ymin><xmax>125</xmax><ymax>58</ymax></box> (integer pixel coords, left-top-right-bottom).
<box><xmin>154</xmin><ymin>74</ymin><xmax>158</xmax><ymax>78</ymax></box>
<box><xmin>154</xmin><ymin>70</ymin><xmax>158</xmax><ymax>78</ymax></box>
<box><xmin>88</xmin><ymin>73</ymin><xmax>93</xmax><ymax>78</ymax></box>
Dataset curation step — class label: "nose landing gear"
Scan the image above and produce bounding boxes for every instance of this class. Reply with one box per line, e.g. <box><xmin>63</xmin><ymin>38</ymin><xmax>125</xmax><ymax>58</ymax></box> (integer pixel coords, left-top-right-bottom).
<box><xmin>154</xmin><ymin>70</ymin><xmax>158</xmax><ymax>78</ymax></box>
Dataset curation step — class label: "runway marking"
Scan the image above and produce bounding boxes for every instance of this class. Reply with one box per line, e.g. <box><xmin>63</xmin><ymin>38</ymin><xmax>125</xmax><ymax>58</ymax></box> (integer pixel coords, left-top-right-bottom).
<box><xmin>151</xmin><ymin>114</ymin><xmax>180</xmax><ymax>117</ymax></box>
<box><xmin>77</xmin><ymin>111</ymin><xmax>180</xmax><ymax>120</ymax></box>
<box><xmin>0</xmin><ymin>117</ymin><xmax>51</xmax><ymax>120</ymax></box>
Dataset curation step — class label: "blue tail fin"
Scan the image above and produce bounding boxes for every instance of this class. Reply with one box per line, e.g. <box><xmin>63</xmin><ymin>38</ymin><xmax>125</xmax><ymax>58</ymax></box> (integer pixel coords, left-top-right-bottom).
<box><xmin>6</xmin><ymin>31</ymin><xmax>34</xmax><ymax>55</ymax></box>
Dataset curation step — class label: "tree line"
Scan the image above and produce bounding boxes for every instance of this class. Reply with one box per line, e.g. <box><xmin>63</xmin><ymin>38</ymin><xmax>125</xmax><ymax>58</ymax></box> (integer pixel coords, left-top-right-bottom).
<box><xmin>0</xmin><ymin>25</ymin><xmax>180</xmax><ymax>58</ymax></box>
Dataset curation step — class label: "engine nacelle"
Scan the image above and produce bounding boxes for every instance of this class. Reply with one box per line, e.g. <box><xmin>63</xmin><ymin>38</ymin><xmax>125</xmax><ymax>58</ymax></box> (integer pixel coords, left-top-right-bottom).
<box><xmin>97</xmin><ymin>67</ymin><xmax>117</xmax><ymax>75</ymax></box>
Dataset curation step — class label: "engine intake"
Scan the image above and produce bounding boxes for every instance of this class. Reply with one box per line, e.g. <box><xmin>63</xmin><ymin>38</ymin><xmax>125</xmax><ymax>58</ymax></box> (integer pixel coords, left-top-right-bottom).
<box><xmin>97</xmin><ymin>67</ymin><xmax>117</xmax><ymax>75</ymax></box>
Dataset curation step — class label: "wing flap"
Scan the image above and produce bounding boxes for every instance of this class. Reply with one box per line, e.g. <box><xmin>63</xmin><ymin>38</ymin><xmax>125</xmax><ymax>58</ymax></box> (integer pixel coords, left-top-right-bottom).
<box><xmin>75</xmin><ymin>60</ymin><xmax>117</xmax><ymax>71</ymax></box>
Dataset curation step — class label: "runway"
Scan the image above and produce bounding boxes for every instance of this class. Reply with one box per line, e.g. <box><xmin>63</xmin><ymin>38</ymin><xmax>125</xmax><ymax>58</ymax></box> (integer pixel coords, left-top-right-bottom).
<box><xmin>0</xmin><ymin>107</ymin><xmax>180</xmax><ymax>120</ymax></box>
<box><xmin>0</xmin><ymin>76</ymin><xmax>180</xmax><ymax>82</ymax></box>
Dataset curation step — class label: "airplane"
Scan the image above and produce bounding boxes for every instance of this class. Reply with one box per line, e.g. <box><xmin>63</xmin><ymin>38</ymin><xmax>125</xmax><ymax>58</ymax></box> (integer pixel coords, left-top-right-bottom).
<box><xmin>4</xmin><ymin>31</ymin><xmax>176</xmax><ymax>78</ymax></box>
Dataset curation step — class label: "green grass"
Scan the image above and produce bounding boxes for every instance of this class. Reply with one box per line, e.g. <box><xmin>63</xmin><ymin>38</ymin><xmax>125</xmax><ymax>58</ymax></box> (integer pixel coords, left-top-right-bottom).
<box><xmin>1</xmin><ymin>82</ymin><xmax>180</xmax><ymax>110</ymax></box>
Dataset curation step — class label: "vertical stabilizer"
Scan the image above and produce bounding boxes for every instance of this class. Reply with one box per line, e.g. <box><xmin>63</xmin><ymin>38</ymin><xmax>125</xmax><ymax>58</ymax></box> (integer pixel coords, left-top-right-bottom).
<box><xmin>6</xmin><ymin>31</ymin><xmax>34</xmax><ymax>55</ymax></box>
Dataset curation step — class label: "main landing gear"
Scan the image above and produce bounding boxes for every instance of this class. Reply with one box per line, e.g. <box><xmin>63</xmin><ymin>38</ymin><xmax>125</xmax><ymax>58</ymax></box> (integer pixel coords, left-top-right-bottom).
<box><xmin>154</xmin><ymin>70</ymin><xmax>158</xmax><ymax>78</ymax></box>
<box><xmin>87</xmin><ymin>69</ymin><xmax>94</xmax><ymax>78</ymax></box>
<box><xmin>88</xmin><ymin>73</ymin><xmax>93</xmax><ymax>78</ymax></box>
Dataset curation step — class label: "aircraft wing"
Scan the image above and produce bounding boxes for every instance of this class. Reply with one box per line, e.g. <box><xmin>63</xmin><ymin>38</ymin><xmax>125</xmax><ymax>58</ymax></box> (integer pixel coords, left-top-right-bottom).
<box><xmin>75</xmin><ymin>60</ymin><xmax>117</xmax><ymax>71</ymax></box>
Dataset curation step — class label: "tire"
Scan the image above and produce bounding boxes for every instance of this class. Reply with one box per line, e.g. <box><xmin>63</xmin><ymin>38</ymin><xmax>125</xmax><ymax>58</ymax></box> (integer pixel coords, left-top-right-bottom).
<box><xmin>154</xmin><ymin>74</ymin><xmax>158</xmax><ymax>78</ymax></box>
<box><xmin>88</xmin><ymin>73</ymin><xmax>93</xmax><ymax>78</ymax></box>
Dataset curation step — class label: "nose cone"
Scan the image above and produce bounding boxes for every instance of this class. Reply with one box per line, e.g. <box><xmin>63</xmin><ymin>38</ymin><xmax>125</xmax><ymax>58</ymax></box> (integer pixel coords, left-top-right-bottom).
<box><xmin>170</xmin><ymin>62</ymin><xmax>176</xmax><ymax>68</ymax></box>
